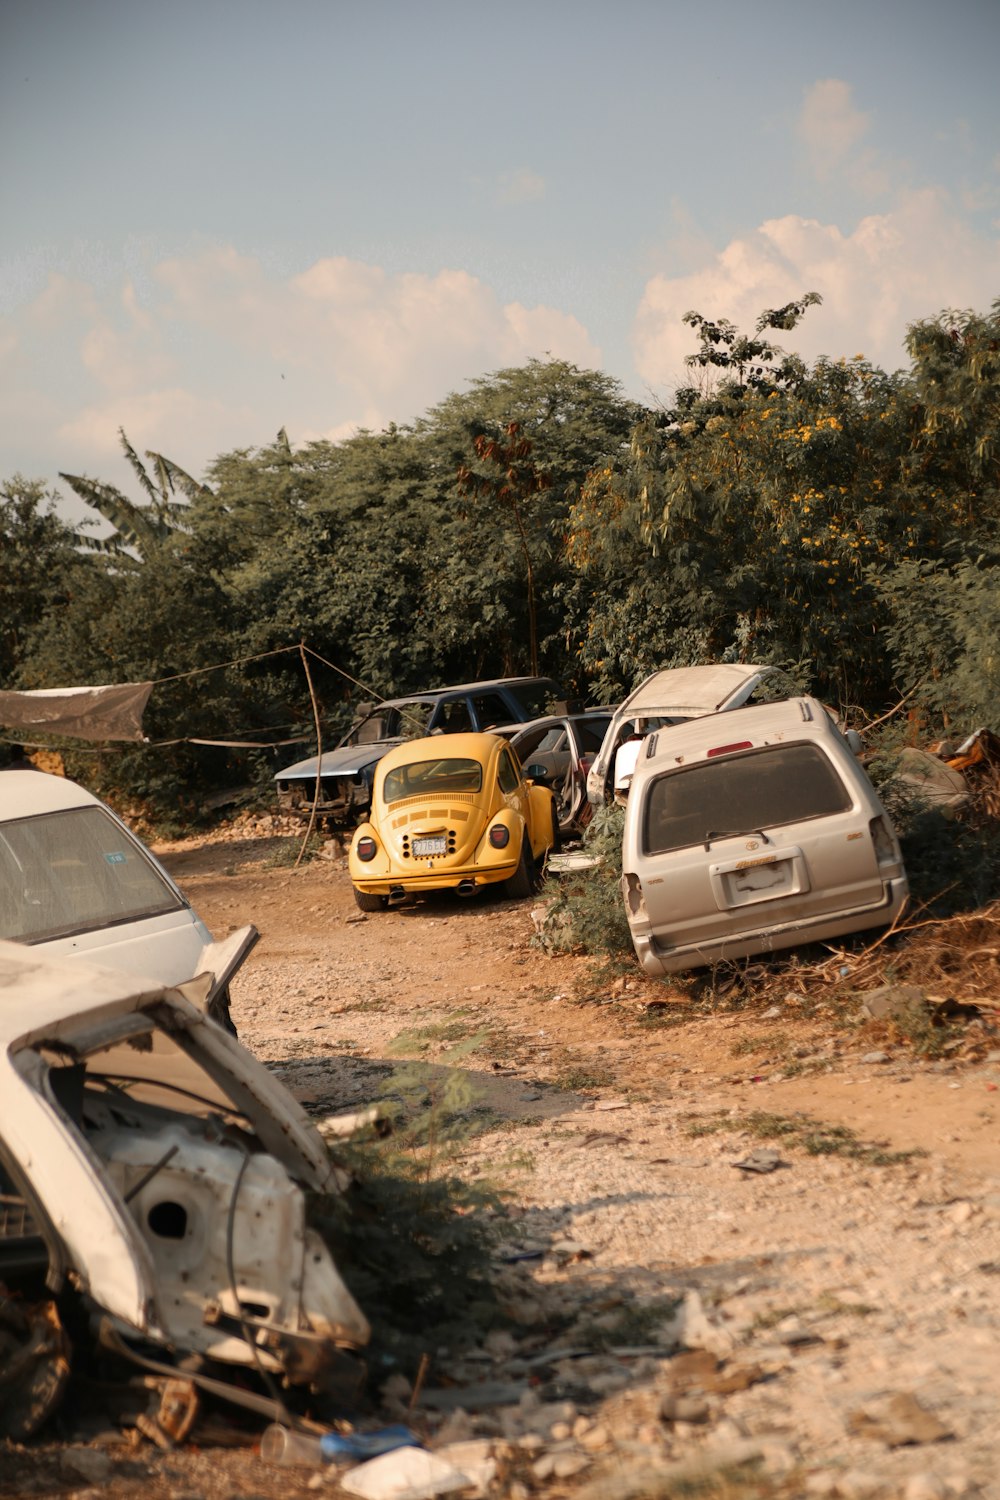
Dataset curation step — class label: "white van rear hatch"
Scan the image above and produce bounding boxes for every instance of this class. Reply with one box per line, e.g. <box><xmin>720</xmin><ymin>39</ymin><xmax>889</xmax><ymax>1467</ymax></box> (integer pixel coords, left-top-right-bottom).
<box><xmin>621</xmin><ymin>698</ymin><xmax>907</xmax><ymax>974</ymax></box>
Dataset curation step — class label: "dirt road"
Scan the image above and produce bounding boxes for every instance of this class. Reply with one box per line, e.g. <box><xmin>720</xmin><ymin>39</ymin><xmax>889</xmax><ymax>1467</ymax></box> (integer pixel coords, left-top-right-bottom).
<box><xmin>7</xmin><ymin>828</ymin><xmax>999</xmax><ymax>1499</ymax></box>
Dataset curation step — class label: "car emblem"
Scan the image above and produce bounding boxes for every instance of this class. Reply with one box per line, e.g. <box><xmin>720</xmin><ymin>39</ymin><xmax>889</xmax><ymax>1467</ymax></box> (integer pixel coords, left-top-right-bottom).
<box><xmin>746</xmin><ymin>839</ymin><xmax>760</xmax><ymax>850</ymax></box>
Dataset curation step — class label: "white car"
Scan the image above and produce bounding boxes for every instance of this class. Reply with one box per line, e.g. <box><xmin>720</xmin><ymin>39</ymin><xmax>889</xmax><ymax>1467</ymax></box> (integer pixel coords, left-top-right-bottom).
<box><xmin>0</xmin><ymin>770</ymin><xmax>256</xmax><ymax>1031</ymax></box>
<box><xmin>621</xmin><ymin>696</ymin><xmax>908</xmax><ymax>975</ymax></box>
<box><xmin>586</xmin><ymin>664</ymin><xmax>783</xmax><ymax>806</ymax></box>
<box><xmin>0</xmin><ymin>944</ymin><xmax>368</xmax><ymax>1436</ymax></box>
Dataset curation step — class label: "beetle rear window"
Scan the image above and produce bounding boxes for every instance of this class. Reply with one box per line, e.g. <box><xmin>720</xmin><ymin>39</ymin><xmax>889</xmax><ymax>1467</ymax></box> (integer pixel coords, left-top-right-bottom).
<box><xmin>383</xmin><ymin>757</ymin><xmax>484</xmax><ymax>802</ymax></box>
<box><xmin>0</xmin><ymin>807</ymin><xmax>184</xmax><ymax>943</ymax></box>
<box><xmin>643</xmin><ymin>743</ymin><xmax>853</xmax><ymax>855</ymax></box>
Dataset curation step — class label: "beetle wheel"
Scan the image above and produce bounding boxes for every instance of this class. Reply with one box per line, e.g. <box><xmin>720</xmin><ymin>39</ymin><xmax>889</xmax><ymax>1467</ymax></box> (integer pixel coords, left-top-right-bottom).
<box><xmin>504</xmin><ymin>835</ymin><xmax>536</xmax><ymax>900</ymax></box>
<box><xmin>353</xmin><ymin>888</ymin><xmax>389</xmax><ymax>912</ymax></box>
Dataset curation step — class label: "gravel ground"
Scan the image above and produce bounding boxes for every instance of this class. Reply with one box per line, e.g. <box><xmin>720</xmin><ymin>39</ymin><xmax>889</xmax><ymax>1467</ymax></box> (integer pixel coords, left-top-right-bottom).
<box><xmin>4</xmin><ymin>826</ymin><xmax>999</xmax><ymax>1500</ymax></box>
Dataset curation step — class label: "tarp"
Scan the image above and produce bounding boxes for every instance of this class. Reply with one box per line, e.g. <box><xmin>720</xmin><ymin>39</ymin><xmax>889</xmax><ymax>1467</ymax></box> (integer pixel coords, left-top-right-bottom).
<box><xmin>0</xmin><ymin>682</ymin><xmax>153</xmax><ymax>742</ymax></box>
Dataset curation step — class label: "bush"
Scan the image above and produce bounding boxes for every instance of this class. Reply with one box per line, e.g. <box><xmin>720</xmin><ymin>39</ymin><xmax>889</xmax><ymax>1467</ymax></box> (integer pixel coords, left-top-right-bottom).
<box><xmin>536</xmin><ymin>802</ymin><xmax>634</xmax><ymax>958</ymax></box>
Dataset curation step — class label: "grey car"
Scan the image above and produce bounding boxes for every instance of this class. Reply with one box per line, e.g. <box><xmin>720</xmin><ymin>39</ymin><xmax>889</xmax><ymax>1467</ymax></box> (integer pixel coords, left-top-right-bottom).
<box><xmin>275</xmin><ymin>676</ymin><xmax>563</xmax><ymax>829</ymax></box>
<box><xmin>505</xmin><ymin>710</ymin><xmax>615</xmax><ymax>836</ymax></box>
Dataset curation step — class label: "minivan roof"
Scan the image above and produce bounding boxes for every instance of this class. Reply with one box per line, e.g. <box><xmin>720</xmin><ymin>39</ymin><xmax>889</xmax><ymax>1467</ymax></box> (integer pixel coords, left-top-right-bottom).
<box><xmin>621</xmin><ymin>664</ymin><xmax>774</xmax><ymax>719</ymax></box>
<box><xmin>638</xmin><ymin>695</ymin><xmax>832</xmax><ymax>771</ymax></box>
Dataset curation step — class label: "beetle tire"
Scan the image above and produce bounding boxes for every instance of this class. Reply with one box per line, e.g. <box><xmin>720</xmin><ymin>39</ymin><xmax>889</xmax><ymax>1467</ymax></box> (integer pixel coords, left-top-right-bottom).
<box><xmin>354</xmin><ymin>888</ymin><xmax>389</xmax><ymax>912</ymax></box>
<box><xmin>504</xmin><ymin>836</ymin><xmax>536</xmax><ymax>899</ymax></box>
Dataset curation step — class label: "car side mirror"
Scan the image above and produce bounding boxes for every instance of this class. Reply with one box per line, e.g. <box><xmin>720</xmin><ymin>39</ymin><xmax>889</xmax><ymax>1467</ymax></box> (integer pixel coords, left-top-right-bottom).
<box><xmin>844</xmin><ymin>729</ymin><xmax>863</xmax><ymax>756</ymax></box>
<box><xmin>524</xmin><ymin>763</ymin><xmax>552</xmax><ymax>785</ymax></box>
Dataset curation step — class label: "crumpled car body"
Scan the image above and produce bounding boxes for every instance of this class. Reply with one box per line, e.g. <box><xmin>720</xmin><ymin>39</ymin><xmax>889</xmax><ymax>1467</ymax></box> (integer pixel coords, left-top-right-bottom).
<box><xmin>348</xmin><ymin>732</ymin><xmax>558</xmax><ymax>908</ymax></box>
<box><xmin>0</xmin><ymin>944</ymin><xmax>368</xmax><ymax>1424</ymax></box>
<box><xmin>275</xmin><ymin>677</ymin><xmax>563</xmax><ymax>829</ymax></box>
<box><xmin>586</xmin><ymin>664</ymin><xmax>786</xmax><ymax>806</ymax></box>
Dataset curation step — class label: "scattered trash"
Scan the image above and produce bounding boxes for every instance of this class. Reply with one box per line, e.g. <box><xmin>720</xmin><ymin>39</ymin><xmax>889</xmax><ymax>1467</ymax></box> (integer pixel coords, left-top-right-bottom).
<box><xmin>732</xmin><ymin>1148</ymin><xmax>789</xmax><ymax>1174</ymax></box>
<box><xmin>547</xmin><ymin>851</ymin><xmax>601</xmax><ymax>873</ymax></box>
<box><xmin>890</xmin><ymin>748</ymin><xmax>970</xmax><ymax>817</ymax></box>
<box><xmin>340</xmin><ymin>1443</ymin><xmax>478</xmax><ymax>1499</ymax></box>
<box><xmin>261</xmin><ymin>1423</ymin><xmax>420</xmax><ymax>1466</ymax></box>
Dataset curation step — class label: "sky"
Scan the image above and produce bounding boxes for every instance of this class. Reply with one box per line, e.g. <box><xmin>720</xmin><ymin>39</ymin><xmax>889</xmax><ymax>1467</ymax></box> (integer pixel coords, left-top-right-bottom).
<box><xmin>2</xmin><ymin>0</ymin><xmax>999</xmax><ymax>520</ymax></box>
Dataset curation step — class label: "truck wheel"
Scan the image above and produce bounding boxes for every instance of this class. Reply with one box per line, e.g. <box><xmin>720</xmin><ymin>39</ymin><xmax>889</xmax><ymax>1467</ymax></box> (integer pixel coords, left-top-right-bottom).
<box><xmin>354</xmin><ymin>888</ymin><xmax>389</xmax><ymax>912</ymax></box>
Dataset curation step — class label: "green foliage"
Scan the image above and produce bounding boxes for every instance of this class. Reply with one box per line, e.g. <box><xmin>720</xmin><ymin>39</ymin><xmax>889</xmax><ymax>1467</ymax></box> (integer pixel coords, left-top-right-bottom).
<box><xmin>875</xmin><ymin>554</ymin><xmax>1000</xmax><ymax>726</ymax></box>
<box><xmin>536</xmin><ymin>804</ymin><xmax>634</xmax><ymax>958</ymax></box>
<box><xmin>308</xmin><ymin>1065</ymin><xmax>505</xmax><ymax>1367</ymax></box>
<box><xmin>9</xmin><ymin>299</ymin><xmax>1000</xmax><ymax>828</ymax></box>
<box><xmin>59</xmin><ymin>428</ymin><xmax>199</xmax><ymax>562</ymax></box>
<box><xmin>687</xmin><ymin>1110</ymin><xmax>922</xmax><ymax>1166</ymax></box>
<box><xmin>868</xmin><ymin>741</ymin><xmax>1000</xmax><ymax>916</ymax></box>
<box><xmin>0</xmin><ymin>477</ymin><xmax>83</xmax><ymax>681</ymax></box>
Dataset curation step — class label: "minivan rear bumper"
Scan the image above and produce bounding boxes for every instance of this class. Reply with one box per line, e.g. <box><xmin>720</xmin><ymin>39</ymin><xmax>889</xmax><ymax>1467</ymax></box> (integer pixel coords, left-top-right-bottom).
<box><xmin>632</xmin><ymin>876</ymin><xmax>909</xmax><ymax>976</ymax></box>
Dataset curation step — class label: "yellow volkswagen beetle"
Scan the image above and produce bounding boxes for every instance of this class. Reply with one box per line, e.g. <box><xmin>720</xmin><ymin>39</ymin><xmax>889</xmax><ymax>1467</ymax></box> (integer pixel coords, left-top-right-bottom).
<box><xmin>348</xmin><ymin>733</ymin><xmax>558</xmax><ymax>910</ymax></box>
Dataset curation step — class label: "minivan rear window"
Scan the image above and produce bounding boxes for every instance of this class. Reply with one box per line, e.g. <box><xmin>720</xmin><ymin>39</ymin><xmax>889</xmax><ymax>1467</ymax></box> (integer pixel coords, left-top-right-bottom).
<box><xmin>0</xmin><ymin>807</ymin><xmax>184</xmax><ymax>944</ymax></box>
<box><xmin>643</xmin><ymin>743</ymin><xmax>853</xmax><ymax>855</ymax></box>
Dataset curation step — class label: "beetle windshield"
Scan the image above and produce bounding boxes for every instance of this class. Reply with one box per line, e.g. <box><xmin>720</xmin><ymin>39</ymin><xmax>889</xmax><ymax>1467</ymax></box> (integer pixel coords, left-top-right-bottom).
<box><xmin>383</xmin><ymin>758</ymin><xmax>484</xmax><ymax>802</ymax></box>
<box><xmin>0</xmin><ymin>807</ymin><xmax>183</xmax><ymax>943</ymax></box>
<box><xmin>643</xmin><ymin>743</ymin><xmax>852</xmax><ymax>855</ymax></box>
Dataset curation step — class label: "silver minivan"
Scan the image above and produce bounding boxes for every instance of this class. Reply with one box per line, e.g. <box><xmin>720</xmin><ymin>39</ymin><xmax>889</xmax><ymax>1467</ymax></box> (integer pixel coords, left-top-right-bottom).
<box><xmin>0</xmin><ymin>770</ymin><xmax>256</xmax><ymax>1027</ymax></box>
<box><xmin>621</xmin><ymin>697</ymin><xmax>908</xmax><ymax>975</ymax></box>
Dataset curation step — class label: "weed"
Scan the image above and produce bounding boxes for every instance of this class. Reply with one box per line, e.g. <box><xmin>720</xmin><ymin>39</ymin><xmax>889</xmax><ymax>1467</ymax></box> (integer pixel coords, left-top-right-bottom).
<box><xmin>684</xmin><ymin>1110</ymin><xmax>924</xmax><ymax>1167</ymax></box>
<box><xmin>386</xmin><ymin>1011</ymin><xmax>482</xmax><ymax>1058</ymax></box>
<box><xmin>573</xmin><ymin>1294</ymin><xmax>683</xmax><ymax>1351</ymax></box>
<box><xmin>264</xmin><ymin>833</ymin><xmax>323</xmax><ymax>868</ymax></box>
<box><xmin>636</xmin><ymin>1003</ymin><xmax>689</xmax><ymax>1030</ymax></box>
<box><xmin>340</xmin><ymin>996</ymin><xmax>392</xmax><ymax>1015</ymax></box>
<box><xmin>553</xmin><ymin>1064</ymin><xmax>616</xmax><ymax>1092</ymax></box>
<box><xmin>534</xmin><ymin>804</ymin><xmax>634</xmax><ymax>958</ymax></box>
<box><xmin>813</xmin><ymin>1291</ymin><xmax>877</xmax><ymax>1319</ymax></box>
<box><xmin>309</xmin><ymin>1060</ymin><xmax>508</xmax><ymax>1369</ymax></box>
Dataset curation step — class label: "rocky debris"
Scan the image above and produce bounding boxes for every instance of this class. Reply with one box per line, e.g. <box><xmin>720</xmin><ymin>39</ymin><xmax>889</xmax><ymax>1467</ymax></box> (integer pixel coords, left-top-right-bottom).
<box><xmin>847</xmin><ymin>1392</ymin><xmax>954</xmax><ymax>1447</ymax></box>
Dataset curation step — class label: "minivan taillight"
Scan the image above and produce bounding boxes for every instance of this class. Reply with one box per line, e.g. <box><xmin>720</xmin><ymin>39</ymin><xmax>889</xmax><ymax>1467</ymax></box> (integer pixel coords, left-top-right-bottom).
<box><xmin>869</xmin><ymin>816</ymin><xmax>896</xmax><ymax>864</ymax></box>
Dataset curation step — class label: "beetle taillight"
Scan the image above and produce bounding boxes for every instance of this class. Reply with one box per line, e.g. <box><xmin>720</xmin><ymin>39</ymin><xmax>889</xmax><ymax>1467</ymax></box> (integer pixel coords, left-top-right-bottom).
<box><xmin>356</xmin><ymin>836</ymin><xmax>377</xmax><ymax>861</ymax></box>
<box><xmin>489</xmin><ymin>825</ymin><xmax>510</xmax><ymax>849</ymax></box>
<box><xmin>706</xmin><ymin>741</ymin><xmax>753</xmax><ymax>758</ymax></box>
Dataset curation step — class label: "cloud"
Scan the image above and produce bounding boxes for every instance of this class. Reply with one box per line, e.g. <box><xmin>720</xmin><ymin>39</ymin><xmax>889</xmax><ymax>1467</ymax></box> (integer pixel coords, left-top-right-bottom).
<box><xmin>796</xmin><ymin>79</ymin><xmax>889</xmax><ymax>197</ymax></box>
<box><xmin>633</xmin><ymin>189</ymin><xmax>1000</xmax><ymax>393</ymax></box>
<box><xmin>1</xmin><ymin>248</ymin><xmax>600</xmax><ymax>487</ymax></box>
<box><xmin>497</xmin><ymin>168</ymin><xmax>546</xmax><ymax>205</ymax></box>
<box><xmin>798</xmin><ymin>79</ymin><xmax>869</xmax><ymax>178</ymax></box>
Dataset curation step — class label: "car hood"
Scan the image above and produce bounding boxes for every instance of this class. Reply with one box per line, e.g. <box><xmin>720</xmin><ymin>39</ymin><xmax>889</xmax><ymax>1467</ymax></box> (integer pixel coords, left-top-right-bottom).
<box><xmin>622</xmin><ymin>664</ymin><xmax>775</xmax><ymax>718</ymax></box>
<box><xmin>276</xmin><ymin>741</ymin><xmax>404</xmax><ymax>781</ymax></box>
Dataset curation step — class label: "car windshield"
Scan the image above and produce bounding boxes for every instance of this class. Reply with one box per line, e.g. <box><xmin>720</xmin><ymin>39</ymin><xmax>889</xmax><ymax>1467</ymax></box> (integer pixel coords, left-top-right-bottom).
<box><xmin>0</xmin><ymin>807</ymin><xmax>183</xmax><ymax>943</ymax></box>
<box><xmin>515</xmin><ymin>681</ymin><xmax>561</xmax><ymax>719</ymax></box>
<box><xmin>383</xmin><ymin>757</ymin><xmax>484</xmax><ymax>802</ymax></box>
<box><xmin>643</xmin><ymin>743</ymin><xmax>852</xmax><ymax>855</ymax></box>
<box><xmin>347</xmin><ymin>701</ymin><xmax>434</xmax><ymax>745</ymax></box>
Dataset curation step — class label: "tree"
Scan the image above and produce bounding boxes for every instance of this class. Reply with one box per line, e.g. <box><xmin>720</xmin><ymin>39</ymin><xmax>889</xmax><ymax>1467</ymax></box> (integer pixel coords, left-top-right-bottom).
<box><xmin>0</xmin><ymin>477</ymin><xmax>83</xmax><ymax>681</ymax></box>
<box><xmin>905</xmin><ymin>300</ymin><xmax>1000</xmax><ymax>518</ymax></box>
<box><xmin>566</xmin><ymin>298</ymin><xmax>935</xmax><ymax>707</ymax></box>
<box><xmin>58</xmin><ymin>428</ymin><xmax>202</xmax><ymax>564</ymax></box>
<box><xmin>456</xmin><ymin>422</ymin><xmax>552</xmax><ymax>676</ymax></box>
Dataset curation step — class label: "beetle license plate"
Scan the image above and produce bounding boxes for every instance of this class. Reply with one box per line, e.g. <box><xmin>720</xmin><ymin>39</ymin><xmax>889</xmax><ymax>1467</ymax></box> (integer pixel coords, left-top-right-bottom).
<box><xmin>413</xmin><ymin>835</ymin><xmax>447</xmax><ymax>856</ymax></box>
